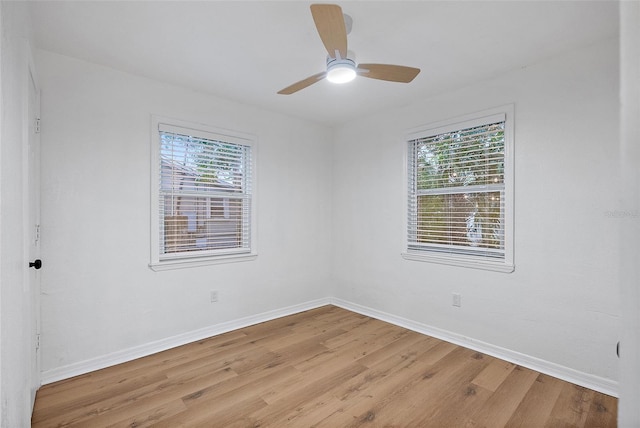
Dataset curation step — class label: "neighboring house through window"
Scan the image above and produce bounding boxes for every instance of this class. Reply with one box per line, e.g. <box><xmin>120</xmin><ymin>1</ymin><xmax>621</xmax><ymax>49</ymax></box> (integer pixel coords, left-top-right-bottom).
<box><xmin>150</xmin><ymin>116</ymin><xmax>257</xmax><ymax>270</ymax></box>
<box><xmin>403</xmin><ymin>106</ymin><xmax>514</xmax><ymax>272</ymax></box>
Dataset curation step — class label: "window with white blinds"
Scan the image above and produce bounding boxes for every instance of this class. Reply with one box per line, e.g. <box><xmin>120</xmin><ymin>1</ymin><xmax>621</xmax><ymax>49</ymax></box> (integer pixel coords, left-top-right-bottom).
<box><xmin>404</xmin><ymin>107</ymin><xmax>514</xmax><ymax>272</ymax></box>
<box><xmin>150</xmin><ymin>117</ymin><xmax>256</xmax><ymax>269</ymax></box>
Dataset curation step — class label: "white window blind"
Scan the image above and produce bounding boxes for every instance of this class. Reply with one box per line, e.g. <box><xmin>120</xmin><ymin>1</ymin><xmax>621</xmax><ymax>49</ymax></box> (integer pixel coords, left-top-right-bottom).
<box><xmin>156</xmin><ymin>122</ymin><xmax>253</xmax><ymax>262</ymax></box>
<box><xmin>405</xmin><ymin>109</ymin><xmax>513</xmax><ymax>271</ymax></box>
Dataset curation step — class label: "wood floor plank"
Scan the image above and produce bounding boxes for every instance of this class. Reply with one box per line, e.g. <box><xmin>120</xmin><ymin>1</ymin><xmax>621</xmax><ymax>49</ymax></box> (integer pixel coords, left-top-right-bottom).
<box><xmin>545</xmin><ymin>383</ymin><xmax>595</xmax><ymax>428</ymax></box>
<box><xmin>105</xmin><ymin>398</ymin><xmax>188</xmax><ymax>428</ymax></box>
<box><xmin>54</xmin><ymin>382</ymin><xmax>195</xmax><ymax>427</ymax></box>
<box><xmin>261</xmin><ymin>394</ymin><xmax>346</xmax><ymax>427</ymax></box>
<box><xmin>321</xmin><ymin>317</ymin><xmax>382</xmax><ymax>349</ymax></box>
<box><xmin>355</xmin><ymin>331</ymin><xmax>437</xmax><ymax>368</ymax></box>
<box><xmin>293</xmin><ymin>321</ymin><xmax>409</xmax><ymax>373</ymax></box>
<box><xmin>472</xmin><ymin>358</ymin><xmax>517</xmax><ymax>392</ymax></box>
<box><xmin>584</xmin><ymin>392</ymin><xmax>618</xmax><ymax>428</ymax></box>
<box><xmin>33</xmin><ymin>329</ymin><xmax>249</xmax><ymax>408</ymax></box>
<box><xmin>178</xmin><ymin>361</ymin><xmax>298</xmax><ymax>410</ymax></box>
<box><xmin>156</xmin><ymin>383</ymin><xmax>270</xmax><ymax>428</ymax></box>
<box><xmin>31</xmin><ymin>371</ymin><xmax>169</xmax><ymax>425</ymax></box>
<box><xmin>32</xmin><ymin>305</ymin><xmax>617</xmax><ymax>428</ymax></box>
<box><xmin>153</xmin><ymin>394</ymin><xmax>268</xmax><ymax>428</ymax></box>
<box><xmin>161</xmin><ymin>343</ymin><xmax>253</xmax><ymax>378</ymax></box>
<box><xmin>33</xmin><ymin>365</ymin><xmax>236</xmax><ymax>427</ymax></box>
<box><xmin>292</xmin><ymin>308</ymin><xmax>368</xmax><ymax>335</ymax></box>
<box><xmin>504</xmin><ymin>373</ymin><xmax>565</xmax><ymax>428</ymax></box>
<box><xmin>245</xmin><ymin>362</ymin><xmax>369</xmax><ymax>426</ymax></box>
<box><xmin>404</xmin><ymin>352</ymin><xmax>495</xmax><ymax>427</ymax></box>
<box><xmin>414</xmin><ymin>338</ymin><xmax>459</xmax><ymax>365</ymax></box>
<box><xmin>266</xmin><ymin>327</ymin><xmax>343</xmax><ymax>357</ymax></box>
<box><xmin>415</xmin><ymin>376</ymin><xmax>495</xmax><ymax>427</ymax></box>
<box><xmin>344</xmin><ymin>347</ymin><xmax>486</xmax><ymax>427</ymax></box>
<box><xmin>272</xmin><ymin>332</ymin><xmax>446</xmax><ymax>426</ymax></box>
<box><xmin>465</xmin><ymin>365</ymin><xmax>540</xmax><ymax>428</ymax></box>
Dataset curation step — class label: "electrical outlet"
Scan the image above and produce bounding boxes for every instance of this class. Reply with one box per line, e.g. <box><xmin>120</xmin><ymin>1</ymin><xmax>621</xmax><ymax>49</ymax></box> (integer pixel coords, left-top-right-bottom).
<box><xmin>452</xmin><ymin>293</ymin><xmax>461</xmax><ymax>307</ymax></box>
<box><xmin>210</xmin><ymin>290</ymin><xmax>218</xmax><ymax>303</ymax></box>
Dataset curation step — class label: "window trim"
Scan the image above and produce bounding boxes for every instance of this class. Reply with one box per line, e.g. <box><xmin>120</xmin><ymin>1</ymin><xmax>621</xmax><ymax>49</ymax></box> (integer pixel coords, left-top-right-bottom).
<box><xmin>149</xmin><ymin>115</ymin><xmax>257</xmax><ymax>271</ymax></box>
<box><xmin>402</xmin><ymin>105</ymin><xmax>514</xmax><ymax>273</ymax></box>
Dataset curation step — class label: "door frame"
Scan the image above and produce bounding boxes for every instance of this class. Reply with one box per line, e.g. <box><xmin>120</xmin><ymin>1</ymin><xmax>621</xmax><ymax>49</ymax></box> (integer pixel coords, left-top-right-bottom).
<box><xmin>22</xmin><ymin>40</ymin><xmax>41</xmax><ymax>410</ymax></box>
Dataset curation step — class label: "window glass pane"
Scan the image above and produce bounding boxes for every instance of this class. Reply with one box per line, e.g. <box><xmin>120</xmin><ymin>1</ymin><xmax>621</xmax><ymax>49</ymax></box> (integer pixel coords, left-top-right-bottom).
<box><xmin>159</xmin><ymin>130</ymin><xmax>251</xmax><ymax>257</ymax></box>
<box><xmin>415</xmin><ymin>192</ymin><xmax>504</xmax><ymax>252</ymax></box>
<box><xmin>416</xmin><ymin>122</ymin><xmax>504</xmax><ymax>190</ymax></box>
<box><xmin>160</xmin><ymin>133</ymin><xmax>248</xmax><ymax>194</ymax></box>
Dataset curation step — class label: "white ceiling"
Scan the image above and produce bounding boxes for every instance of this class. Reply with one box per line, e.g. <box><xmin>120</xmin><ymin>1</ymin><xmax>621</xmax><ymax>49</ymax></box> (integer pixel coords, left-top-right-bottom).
<box><xmin>28</xmin><ymin>1</ymin><xmax>619</xmax><ymax>127</ymax></box>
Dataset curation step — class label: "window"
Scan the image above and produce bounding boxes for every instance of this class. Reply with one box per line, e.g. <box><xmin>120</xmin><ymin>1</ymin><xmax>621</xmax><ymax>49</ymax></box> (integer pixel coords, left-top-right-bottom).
<box><xmin>150</xmin><ymin>117</ymin><xmax>256</xmax><ymax>270</ymax></box>
<box><xmin>403</xmin><ymin>106</ymin><xmax>514</xmax><ymax>272</ymax></box>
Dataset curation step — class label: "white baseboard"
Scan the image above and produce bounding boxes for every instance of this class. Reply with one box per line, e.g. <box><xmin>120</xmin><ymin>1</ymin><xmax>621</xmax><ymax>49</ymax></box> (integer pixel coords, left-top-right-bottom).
<box><xmin>329</xmin><ymin>297</ymin><xmax>619</xmax><ymax>397</ymax></box>
<box><xmin>41</xmin><ymin>297</ymin><xmax>331</xmax><ymax>385</ymax></box>
<box><xmin>42</xmin><ymin>296</ymin><xmax>618</xmax><ymax>397</ymax></box>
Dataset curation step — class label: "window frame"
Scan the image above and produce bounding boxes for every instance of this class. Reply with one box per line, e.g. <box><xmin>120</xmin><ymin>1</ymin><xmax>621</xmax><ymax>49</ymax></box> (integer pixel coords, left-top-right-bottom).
<box><xmin>149</xmin><ymin>115</ymin><xmax>257</xmax><ymax>271</ymax></box>
<box><xmin>402</xmin><ymin>105</ymin><xmax>514</xmax><ymax>273</ymax></box>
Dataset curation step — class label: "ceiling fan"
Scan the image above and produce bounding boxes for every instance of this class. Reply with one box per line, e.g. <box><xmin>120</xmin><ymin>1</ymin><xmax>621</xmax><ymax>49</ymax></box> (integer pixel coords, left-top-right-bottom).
<box><xmin>277</xmin><ymin>4</ymin><xmax>420</xmax><ymax>95</ymax></box>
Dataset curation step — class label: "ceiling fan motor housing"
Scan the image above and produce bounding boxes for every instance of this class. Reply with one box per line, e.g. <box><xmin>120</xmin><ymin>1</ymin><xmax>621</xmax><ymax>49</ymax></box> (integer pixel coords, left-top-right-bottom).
<box><xmin>326</xmin><ymin>56</ymin><xmax>357</xmax><ymax>83</ymax></box>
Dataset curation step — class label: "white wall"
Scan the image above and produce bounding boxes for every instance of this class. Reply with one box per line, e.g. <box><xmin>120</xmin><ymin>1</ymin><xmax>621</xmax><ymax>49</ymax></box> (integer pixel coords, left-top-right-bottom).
<box><xmin>619</xmin><ymin>2</ymin><xmax>640</xmax><ymax>426</ymax></box>
<box><xmin>37</xmin><ymin>50</ymin><xmax>333</xmax><ymax>377</ymax></box>
<box><xmin>0</xmin><ymin>1</ymin><xmax>35</xmax><ymax>426</ymax></box>
<box><xmin>332</xmin><ymin>37</ymin><xmax>621</xmax><ymax>389</ymax></box>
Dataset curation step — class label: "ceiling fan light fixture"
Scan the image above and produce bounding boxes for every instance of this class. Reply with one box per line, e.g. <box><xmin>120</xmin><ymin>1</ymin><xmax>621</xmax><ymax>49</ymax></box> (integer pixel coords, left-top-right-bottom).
<box><xmin>326</xmin><ymin>58</ymin><xmax>356</xmax><ymax>84</ymax></box>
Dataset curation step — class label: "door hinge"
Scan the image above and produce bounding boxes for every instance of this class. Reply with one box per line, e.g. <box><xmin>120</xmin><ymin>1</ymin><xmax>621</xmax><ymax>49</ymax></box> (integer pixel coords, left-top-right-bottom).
<box><xmin>35</xmin><ymin>118</ymin><xmax>41</xmax><ymax>134</ymax></box>
<box><xmin>36</xmin><ymin>334</ymin><xmax>41</xmax><ymax>350</ymax></box>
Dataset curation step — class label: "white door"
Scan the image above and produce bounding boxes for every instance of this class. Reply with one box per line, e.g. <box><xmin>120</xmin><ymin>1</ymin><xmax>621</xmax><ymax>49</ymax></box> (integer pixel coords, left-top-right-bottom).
<box><xmin>26</xmin><ymin>60</ymin><xmax>42</xmax><ymax>408</ymax></box>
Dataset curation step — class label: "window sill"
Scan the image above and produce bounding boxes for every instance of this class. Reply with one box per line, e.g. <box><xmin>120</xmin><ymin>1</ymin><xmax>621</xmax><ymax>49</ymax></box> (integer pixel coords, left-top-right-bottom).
<box><xmin>401</xmin><ymin>252</ymin><xmax>514</xmax><ymax>273</ymax></box>
<box><xmin>149</xmin><ymin>252</ymin><xmax>257</xmax><ymax>271</ymax></box>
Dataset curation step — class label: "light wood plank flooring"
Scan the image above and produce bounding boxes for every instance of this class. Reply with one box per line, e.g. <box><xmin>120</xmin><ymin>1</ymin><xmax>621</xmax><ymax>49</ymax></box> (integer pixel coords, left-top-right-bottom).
<box><xmin>32</xmin><ymin>305</ymin><xmax>617</xmax><ymax>427</ymax></box>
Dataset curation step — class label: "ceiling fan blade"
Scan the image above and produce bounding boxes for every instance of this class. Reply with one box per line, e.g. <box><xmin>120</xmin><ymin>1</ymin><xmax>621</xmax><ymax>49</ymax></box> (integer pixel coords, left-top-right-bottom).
<box><xmin>310</xmin><ymin>4</ymin><xmax>347</xmax><ymax>59</ymax></box>
<box><xmin>277</xmin><ymin>72</ymin><xmax>327</xmax><ymax>95</ymax></box>
<box><xmin>357</xmin><ymin>64</ymin><xmax>420</xmax><ymax>83</ymax></box>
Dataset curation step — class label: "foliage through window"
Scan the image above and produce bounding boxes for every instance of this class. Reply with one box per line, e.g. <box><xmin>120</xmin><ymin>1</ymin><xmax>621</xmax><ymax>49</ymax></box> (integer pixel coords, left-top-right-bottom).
<box><xmin>151</xmin><ymin>119</ymin><xmax>256</xmax><ymax>269</ymax></box>
<box><xmin>405</xmin><ymin>108</ymin><xmax>514</xmax><ymax>271</ymax></box>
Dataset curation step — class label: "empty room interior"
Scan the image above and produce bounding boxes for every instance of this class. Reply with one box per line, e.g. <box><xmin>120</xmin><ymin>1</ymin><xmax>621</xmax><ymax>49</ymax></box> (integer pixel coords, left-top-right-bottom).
<box><xmin>1</xmin><ymin>1</ymin><xmax>639</xmax><ymax>426</ymax></box>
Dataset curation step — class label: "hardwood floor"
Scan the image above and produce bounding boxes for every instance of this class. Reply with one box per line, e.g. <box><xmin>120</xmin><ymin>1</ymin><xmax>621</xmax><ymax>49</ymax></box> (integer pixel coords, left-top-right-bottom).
<box><xmin>32</xmin><ymin>305</ymin><xmax>617</xmax><ymax>427</ymax></box>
